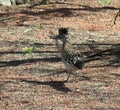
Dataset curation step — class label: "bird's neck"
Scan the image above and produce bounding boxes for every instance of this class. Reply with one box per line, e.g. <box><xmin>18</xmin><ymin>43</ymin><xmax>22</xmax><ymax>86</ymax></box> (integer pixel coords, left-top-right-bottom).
<box><xmin>55</xmin><ymin>39</ymin><xmax>61</xmax><ymax>51</ymax></box>
<box><xmin>62</xmin><ymin>40</ymin><xmax>73</xmax><ymax>53</ymax></box>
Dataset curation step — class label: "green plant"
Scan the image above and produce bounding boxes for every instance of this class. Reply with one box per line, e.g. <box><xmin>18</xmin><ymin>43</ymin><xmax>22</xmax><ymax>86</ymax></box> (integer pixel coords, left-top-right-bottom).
<box><xmin>37</xmin><ymin>23</ymin><xmax>43</xmax><ymax>29</ymax></box>
<box><xmin>25</xmin><ymin>46</ymin><xmax>36</xmax><ymax>55</ymax></box>
<box><xmin>98</xmin><ymin>0</ymin><xmax>114</xmax><ymax>5</ymax></box>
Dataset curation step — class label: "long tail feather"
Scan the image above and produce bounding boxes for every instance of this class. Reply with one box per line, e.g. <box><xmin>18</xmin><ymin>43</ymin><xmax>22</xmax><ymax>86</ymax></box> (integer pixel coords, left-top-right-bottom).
<box><xmin>86</xmin><ymin>48</ymin><xmax>114</xmax><ymax>58</ymax></box>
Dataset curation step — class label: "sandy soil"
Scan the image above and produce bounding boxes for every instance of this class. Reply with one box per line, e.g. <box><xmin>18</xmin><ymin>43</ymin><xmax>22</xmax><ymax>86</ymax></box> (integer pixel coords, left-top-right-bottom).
<box><xmin>0</xmin><ymin>0</ymin><xmax>120</xmax><ymax>109</ymax></box>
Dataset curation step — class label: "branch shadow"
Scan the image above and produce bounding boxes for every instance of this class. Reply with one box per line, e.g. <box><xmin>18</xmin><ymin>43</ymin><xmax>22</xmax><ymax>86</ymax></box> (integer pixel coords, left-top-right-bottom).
<box><xmin>20</xmin><ymin>79</ymin><xmax>71</xmax><ymax>93</ymax></box>
<box><xmin>111</xmin><ymin>73</ymin><xmax>120</xmax><ymax>78</ymax></box>
<box><xmin>0</xmin><ymin>41</ymin><xmax>61</xmax><ymax>67</ymax></box>
<box><xmin>17</xmin><ymin>4</ymin><xmax>119</xmax><ymax>26</ymax></box>
<box><xmin>0</xmin><ymin>3</ymin><xmax>119</xmax><ymax>27</ymax></box>
<box><xmin>21</xmin><ymin>5</ymin><xmax>119</xmax><ymax>18</ymax></box>
<box><xmin>0</xmin><ymin>57</ymin><xmax>61</xmax><ymax>67</ymax></box>
<box><xmin>0</xmin><ymin>41</ymin><xmax>120</xmax><ymax>68</ymax></box>
<box><xmin>0</xmin><ymin>50</ymin><xmax>59</xmax><ymax>55</ymax></box>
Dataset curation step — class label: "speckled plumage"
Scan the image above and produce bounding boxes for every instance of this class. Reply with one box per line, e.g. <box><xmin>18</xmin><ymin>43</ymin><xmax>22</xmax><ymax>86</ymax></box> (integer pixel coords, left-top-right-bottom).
<box><xmin>53</xmin><ymin>28</ymin><xmax>88</xmax><ymax>81</ymax></box>
<box><xmin>52</xmin><ymin>28</ymin><xmax>113</xmax><ymax>82</ymax></box>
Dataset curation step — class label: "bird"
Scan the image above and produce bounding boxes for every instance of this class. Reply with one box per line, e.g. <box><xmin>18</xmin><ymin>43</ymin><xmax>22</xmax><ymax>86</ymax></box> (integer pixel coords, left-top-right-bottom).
<box><xmin>51</xmin><ymin>28</ymin><xmax>114</xmax><ymax>82</ymax></box>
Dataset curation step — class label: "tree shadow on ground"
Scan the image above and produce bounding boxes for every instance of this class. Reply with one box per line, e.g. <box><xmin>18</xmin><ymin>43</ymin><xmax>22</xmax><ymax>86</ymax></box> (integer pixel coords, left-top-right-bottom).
<box><xmin>20</xmin><ymin>79</ymin><xmax>71</xmax><ymax>93</ymax></box>
<box><xmin>0</xmin><ymin>50</ymin><xmax>119</xmax><ymax>68</ymax></box>
<box><xmin>21</xmin><ymin>5</ymin><xmax>119</xmax><ymax>18</ymax></box>
<box><xmin>0</xmin><ymin>57</ymin><xmax>61</xmax><ymax>67</ymax></box>
<box><xmin>0</xmin><ymin>50</ymin><xmax>58</xmax><ymax>55</ymax></box>
<box><xmin>0</xmin><ymin>3</ymin><xmax>119</xmax><ymax>26</ymax></box>
<box><xmin>17</xmin><ymin>4</ymin><xmax>119</xmax><ymax>26</ymax></box>
<box><xmin>0</xmin><ymin>41</ymin><xmax>120</xmax><ymax>68</ymax></box>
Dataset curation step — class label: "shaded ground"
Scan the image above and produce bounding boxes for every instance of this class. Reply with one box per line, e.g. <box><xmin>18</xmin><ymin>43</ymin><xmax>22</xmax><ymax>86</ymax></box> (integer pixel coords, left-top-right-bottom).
<box><xmin>0</xmin><ymin>0</ymin><xmax>120</xmax><ymax>109</ymax></box>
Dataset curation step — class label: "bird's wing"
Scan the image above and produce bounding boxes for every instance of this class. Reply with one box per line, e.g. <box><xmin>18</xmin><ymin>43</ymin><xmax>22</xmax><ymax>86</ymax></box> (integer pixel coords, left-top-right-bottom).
<box><xmin>62</xmin><ymin>52</ymin><xmax>86</xmax><ymax>69</ymax></box>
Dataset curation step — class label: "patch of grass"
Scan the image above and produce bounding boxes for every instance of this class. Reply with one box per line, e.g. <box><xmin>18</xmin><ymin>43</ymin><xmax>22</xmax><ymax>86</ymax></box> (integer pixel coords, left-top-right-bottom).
<box><xmin>98</xmin><ymin>0</ymin><xmax>114</xmax><ymax>5</ymax></box>
<box><xmin>24</xmin><ymin>46</ymin><xmax>36</xmax><ymax>55</ymax></box>
<box><xmin>37</xmin><ymin>23</ymin><xmax>43</xmax><ymax>29</ymax></box>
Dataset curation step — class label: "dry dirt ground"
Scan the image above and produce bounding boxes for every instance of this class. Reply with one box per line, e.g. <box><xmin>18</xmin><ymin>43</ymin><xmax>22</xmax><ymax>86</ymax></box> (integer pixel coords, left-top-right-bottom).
<box><xmin>0</xmin><ymin>0</ymin><xmax>120</xmax><ymax>110</ymax></box>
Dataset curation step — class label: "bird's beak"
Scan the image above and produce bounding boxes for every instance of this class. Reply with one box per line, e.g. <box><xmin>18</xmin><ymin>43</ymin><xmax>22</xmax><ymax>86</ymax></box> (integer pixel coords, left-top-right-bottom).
<box><xmin>50</xmin><ymin>35</ymin><xmax>58</xmax><ymax>39</ymax></box>
<box><xmin>50</xmin><ymin>35</ymin><xmax>63</xmax><ymax>40</ymax></box>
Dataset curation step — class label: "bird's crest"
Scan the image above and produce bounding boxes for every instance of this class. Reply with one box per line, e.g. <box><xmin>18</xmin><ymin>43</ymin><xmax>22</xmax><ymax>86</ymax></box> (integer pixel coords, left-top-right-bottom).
<box><xmin>58</xmin><ymin>28</ymin><xmax>69</xmax><ymax>35</ymax></box>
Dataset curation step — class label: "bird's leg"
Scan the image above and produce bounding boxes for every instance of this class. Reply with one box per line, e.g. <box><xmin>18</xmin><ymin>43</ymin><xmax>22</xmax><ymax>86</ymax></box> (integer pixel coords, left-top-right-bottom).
<box><xmin>64</xmin><ymin>69</ymin><xmax>75</xmax><ymax>82</ymax></box>
<box><xmin>64</xmin><ymin>72</ymin><xmax>71</xmax><ymax>82</ymax></box>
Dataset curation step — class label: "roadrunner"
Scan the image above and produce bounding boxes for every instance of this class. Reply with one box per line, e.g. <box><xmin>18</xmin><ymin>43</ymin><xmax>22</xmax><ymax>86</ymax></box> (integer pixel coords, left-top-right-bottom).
<box><xmin>51</xmin><ymin>28</ymin><xmax>113</xmax><ymax>82</ymax></box>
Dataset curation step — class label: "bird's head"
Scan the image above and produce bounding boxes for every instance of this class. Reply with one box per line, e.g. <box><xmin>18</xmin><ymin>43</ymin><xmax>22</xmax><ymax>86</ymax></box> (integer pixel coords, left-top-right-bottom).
<box><xmin>58</xmin><ymin>28</ymin><xmax>68</xmax><ymax>36</ymax></box>
<box><xmin>50</xmin><ymin>27</ymin><xmax>69</xmax><ymax>42</ymax></box>
<box><xmin>50</xmin><ymin>27</ymin><xmax>70</xmax><ymax>45</ymax></box>
<box><xmin>57</xmin><ymin>28</ymin><xmax>69</xmax><ymax>42</ymax></box>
